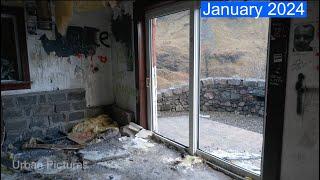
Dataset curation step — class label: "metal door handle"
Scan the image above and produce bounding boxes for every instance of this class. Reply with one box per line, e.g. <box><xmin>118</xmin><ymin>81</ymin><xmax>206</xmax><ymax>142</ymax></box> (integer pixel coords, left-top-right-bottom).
<box><xmin>295</xmin><ymin>73</ymin><xmax>305</xmax><ymax>115</ymax></box>
<box><xmin>146</xmin><ymin>77</ymin><xmax>150</xmax><ymax>88</ymax></box>
<box><xmin>295</xmin><ymin>73</ymin><xmax>319</xmax><ymax>115</ymax></box>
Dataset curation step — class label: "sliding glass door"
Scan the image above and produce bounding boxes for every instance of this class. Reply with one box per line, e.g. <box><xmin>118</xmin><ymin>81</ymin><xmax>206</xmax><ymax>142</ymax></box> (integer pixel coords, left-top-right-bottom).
<box><xmin>199</xmin><ymin>18</ymin><xmax>269</xmax><ymax>175</ymax></box>
<box><xmin>146</xmin><ymin>2</ymin><xmax>193</xmax><ymax>147</ymax></box>
<box><xmin>146</xmin><ymin>2</ymin><xmax>269</xmax><ymax>179</ymax></box>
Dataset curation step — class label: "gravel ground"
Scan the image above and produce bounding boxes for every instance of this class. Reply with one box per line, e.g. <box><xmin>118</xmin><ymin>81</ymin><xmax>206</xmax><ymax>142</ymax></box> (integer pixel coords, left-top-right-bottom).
<box><xmin>158</xmin><ymin>111</ymin><xmax>264</xmax><ymax>134</ymax></box>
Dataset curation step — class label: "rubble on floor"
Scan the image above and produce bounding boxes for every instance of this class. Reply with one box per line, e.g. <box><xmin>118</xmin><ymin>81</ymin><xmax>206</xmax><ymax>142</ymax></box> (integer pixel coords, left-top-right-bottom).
<box><xmin>22</xmin><ymin>137</ymin><xmax>84</xmax><ymax>150</ymax></box>
<box><xmin>173</xmin><ymin>155</ymin><xmax>203</xmax><ymax>168</ymax></box>
<box><xmin>79</xmin><ymin>140</ymin><xmax>129</xmax><ymax>163</ymax></box>
<box><xmin>135</xmin><ymin>129</ymin><xmax>153</xmax><ymax>139</ymax></box>
<box><xmin>119</xmin><ymin>136</ymin><xmax>155</xmax><ymax>150</ymax></box>
<box><xmin>68</xmin><ymin>114</ymin><xmax>119</xmax><ymax>145</ymax></box>
<box><xmin>120</xmin><ymin>122</ymin><xmax>144</xmax><ymax>137</ymax></box>
<box><xmin>1</xmin><ymin>115</ymin><xmax>232</xmax><ymax>180</ymax></box>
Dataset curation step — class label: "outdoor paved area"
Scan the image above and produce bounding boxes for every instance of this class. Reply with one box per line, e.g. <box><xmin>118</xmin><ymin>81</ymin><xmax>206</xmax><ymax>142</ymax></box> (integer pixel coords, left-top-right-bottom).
<box><xmin>157</xmin><ymin>111</ymin><xmax>263</xmax><ymax>174</ymax></box>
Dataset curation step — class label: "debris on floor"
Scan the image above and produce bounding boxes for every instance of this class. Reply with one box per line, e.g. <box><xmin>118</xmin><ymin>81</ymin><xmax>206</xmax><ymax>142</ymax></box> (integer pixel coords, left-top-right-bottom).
<box><xmin>135</xmin><ymin>129</ymin><xmax>153</xmax><ymax>139</ymax></box>
<box><xmin>23</xmin><ymin>137</ymin><xmax>44</xmax><ymax>146</ymax></box>
<box><xmin>22</xmin><ymin>143</ymin><xmax>84</xmax><ymax>150</ymax></box>
<box><xmin>128</xmin><ymin>122</ymin><xmax>144</xmax><ymax>132</ymax></box>
<box><xmin>210</xmin><ymin>149</ymin><xmax>261</xmax><ymax>161</ymax></box>
<box><xmin>119</xmin><ymin>136</ymin><xmax>155</xmax><ymax>150</ymax></box>
<box><xmin>22</xmin><ymin>137</ymin><xmax>84</xmax><ymax>150</ymax></box>
<box><xmin>71</xmin><ymin>114</ymin><xmax>118</xmax><ymax>134</ymax></box>
<box><xmin>1</xmin><ymin>116</ymin><xmax>232</xmax><ymax>180</ymax></box>
<box><xmin>68</xmin><ymin>114</ymin><xmax>119</xmax><ymax>145</ymax></box>
<box><xmin>174</xmin><ymin>155</ymin><xmax>203</xmax><ymax>168</ymax></box>
<box><xmin>120</xmin><ymin>122</ymin><xmax>143</xmax><ymax>137</ymax></box>
<box><xmin>1</xmin><ymin>164</ymin><xmax>14</xmax><ymax>175</ymax></box>
<box><xmin>78</xmin><ymin>138</ymin><xmax>129</xmax><ymax>163</ymax></box>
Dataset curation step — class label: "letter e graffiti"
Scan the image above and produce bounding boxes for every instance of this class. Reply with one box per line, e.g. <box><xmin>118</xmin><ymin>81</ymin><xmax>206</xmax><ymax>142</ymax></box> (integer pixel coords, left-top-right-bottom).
<box><xmin>99</xmin><ymin>32</ymin><xmax>110</xmax><ymax>47</ymax></box>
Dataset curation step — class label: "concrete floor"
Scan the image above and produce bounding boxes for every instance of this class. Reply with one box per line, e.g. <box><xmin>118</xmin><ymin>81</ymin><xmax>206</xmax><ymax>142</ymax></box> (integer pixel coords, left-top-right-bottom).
<box><xmin>157</xmin><ymin>113</ymin><xmax>263</xmax><ymax>174</ymax></box>
<box><xmin>1</xmin><ymin>136</ymin><xmax>233</xmax><ymax>180</ymax></box>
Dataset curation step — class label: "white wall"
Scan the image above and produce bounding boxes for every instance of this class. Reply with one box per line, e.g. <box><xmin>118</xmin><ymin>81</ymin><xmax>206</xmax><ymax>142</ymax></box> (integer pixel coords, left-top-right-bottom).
<box><xmin>1</xmin><ymin>7</ymin><xmax>114</xmax><ymax>107</ymax></box>
<box><xmin>112</xmin><ymin>41</ymin><xmax>136</xmax><ymax>116</ymax></box>
<box><xmin>111</xmin><ymin>1</ymin><xmax>137</xmax><ymax>118</ymax></box>
<box><xmin>281</xmin><ymin>1</ymin><xmax>319</xmax><ymax>179</ymax></box>
<box><xmin>1</xmin><ymin>1</ymin><xmax>137</xmax><ymax>117</ymax></box>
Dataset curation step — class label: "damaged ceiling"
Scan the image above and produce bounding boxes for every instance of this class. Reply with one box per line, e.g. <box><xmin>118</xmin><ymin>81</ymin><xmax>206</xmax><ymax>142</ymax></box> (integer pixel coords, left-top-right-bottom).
<box><xmin>55</xmin><ymin>0</ymin><xmax>120</xmax><ymax>35</ymax></box>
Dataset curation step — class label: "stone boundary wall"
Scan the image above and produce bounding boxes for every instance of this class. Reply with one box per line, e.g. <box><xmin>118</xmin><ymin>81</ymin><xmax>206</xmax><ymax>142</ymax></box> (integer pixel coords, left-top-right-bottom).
<box><xmin>157</xmin><ymin>77</ymin><xmax>265</xmax><ymax>117</ymax></box>
<box><xmin>1</xmin><ymin>89</ymin><xmax>133</xmax><ymax>146</ymax></box>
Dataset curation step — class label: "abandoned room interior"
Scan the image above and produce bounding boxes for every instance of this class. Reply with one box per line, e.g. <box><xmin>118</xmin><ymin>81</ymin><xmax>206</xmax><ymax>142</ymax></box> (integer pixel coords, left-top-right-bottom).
<box><xmin>0</xmin><ymin>0</ymin><xmax>319</xmax><ymax>180</ymax></box>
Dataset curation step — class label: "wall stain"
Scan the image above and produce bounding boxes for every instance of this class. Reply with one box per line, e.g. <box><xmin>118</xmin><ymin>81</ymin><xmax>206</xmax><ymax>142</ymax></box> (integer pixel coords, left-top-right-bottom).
<box><xmin>40</xmin><ymin>26</ymin><xmax>110</xmax><ymax>57</ymax></box>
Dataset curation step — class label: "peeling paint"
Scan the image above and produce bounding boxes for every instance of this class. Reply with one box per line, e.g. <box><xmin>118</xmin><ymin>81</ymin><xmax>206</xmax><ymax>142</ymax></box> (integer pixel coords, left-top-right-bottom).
<box><xmin>2</xmin><ymin>9</ymin><xmax>114</xmax><ymax>107</ymax></box>
<box><xmin>1</xmin><ymin>1</ymin><xmax>135</xmax><ymax>119</ymax></box>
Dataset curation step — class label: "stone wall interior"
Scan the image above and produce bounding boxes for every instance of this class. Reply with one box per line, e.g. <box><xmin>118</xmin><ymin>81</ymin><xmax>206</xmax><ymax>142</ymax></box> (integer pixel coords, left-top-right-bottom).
<box><xmin>1</xmin><ymin>89</ymin><xmax>134</xmax><ymax>146</ymax></box>
<box><xmin>2</xmin><ymin>89</ymin><xmax>87</xmax><ymax>144</ymax></box>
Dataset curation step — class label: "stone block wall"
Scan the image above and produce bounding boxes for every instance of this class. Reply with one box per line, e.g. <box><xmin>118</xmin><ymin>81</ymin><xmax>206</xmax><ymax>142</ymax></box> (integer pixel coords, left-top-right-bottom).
<box><xmin>157</xmin><ymin>77</ymin><xmax>265</xmax><ymax>117</ymax></box>
<box><xmin>2</xmin><ymin>89</ymin><xmax>114</xmax><ymax>146</ymax></box>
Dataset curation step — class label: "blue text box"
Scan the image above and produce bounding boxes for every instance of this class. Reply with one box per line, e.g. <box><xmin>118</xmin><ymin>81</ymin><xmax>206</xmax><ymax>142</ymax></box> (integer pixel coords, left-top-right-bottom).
<box><xmin>201</xmin><ymin>1</ymin><xmax>307</xmax><ymax>18</ymax></box>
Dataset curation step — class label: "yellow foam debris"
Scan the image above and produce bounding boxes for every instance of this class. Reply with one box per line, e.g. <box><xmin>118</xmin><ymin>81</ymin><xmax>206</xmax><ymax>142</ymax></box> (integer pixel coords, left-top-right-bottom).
<box><xmin>71</xmin><ymin>114</ymin><xmax>118</xmax><ymax>135</ymax></box>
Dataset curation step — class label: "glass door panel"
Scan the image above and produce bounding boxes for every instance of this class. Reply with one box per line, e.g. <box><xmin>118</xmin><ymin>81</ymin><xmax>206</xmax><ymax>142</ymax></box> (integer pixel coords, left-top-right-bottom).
<box><xmin>150</xmin><ymin>10</ymin><xmax>190</xmax><ymax>146</ymax></box>
<box><xmin>199</xmin><ymin>18</ymin><xmax>269</xmax><ymax>175</ymax></box>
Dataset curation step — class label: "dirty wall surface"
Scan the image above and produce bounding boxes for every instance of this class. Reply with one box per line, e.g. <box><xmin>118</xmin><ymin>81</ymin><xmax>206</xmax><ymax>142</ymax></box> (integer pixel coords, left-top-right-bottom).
<box><xmin>1</xmin><ymin>1</ymin><xmax>136</xmax><ymax>116</ymax></box>
<box><xmin>1</xmin><ymin>8</ymin><xmax>114</xmax><ymax>107</ymax></box>
<box><xmin>111</xmin><ymin>2</ymin><xmax>136</xmax><ymax>120</ymax></box>
<box><xmin>281</xmin><ymin>1</ymin><xmax>319</xmax><ymax>179</ymax></box>
<box><xmin>1</xmin><ymin>1</ymin><xmax>137</xmax><ymax>145</ymax></box>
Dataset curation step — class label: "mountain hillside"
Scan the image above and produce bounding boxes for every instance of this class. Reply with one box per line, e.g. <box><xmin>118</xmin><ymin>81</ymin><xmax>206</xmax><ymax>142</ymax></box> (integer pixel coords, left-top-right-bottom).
<box><xmin>155</xmin><ymin>11</ymin><xmax>269</xmax><ymax>89</ymax></box>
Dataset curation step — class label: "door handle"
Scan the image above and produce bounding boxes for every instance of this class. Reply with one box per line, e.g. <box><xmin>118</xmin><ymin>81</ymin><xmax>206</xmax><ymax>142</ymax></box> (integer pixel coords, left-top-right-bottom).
<box><xmin>146</xmin><ymin>77</ymin><xmax>150</xmax><ymax>88</ymax></box>
<box><xmin>295</xmin><ymin>73</ymin><xmax>319</xmax><ymax>115</ymax></box>
<box><xmin>295</xmin><ymin>73</ymin><xmax>305</xmax><ymax>115</ymax></box>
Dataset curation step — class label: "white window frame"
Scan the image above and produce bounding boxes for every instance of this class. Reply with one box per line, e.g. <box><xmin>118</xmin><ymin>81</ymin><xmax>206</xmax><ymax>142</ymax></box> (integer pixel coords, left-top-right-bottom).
<box><xmin>145</xmin><ymin>2</ymin><xmax>268</xmax><ymax>179</ymax></box>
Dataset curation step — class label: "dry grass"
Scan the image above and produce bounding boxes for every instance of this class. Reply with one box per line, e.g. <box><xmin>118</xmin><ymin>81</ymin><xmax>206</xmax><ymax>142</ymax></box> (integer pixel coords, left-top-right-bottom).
<box><xmin>154</xmin><ymin>12</ymin><xmax>269</xmax><ymax>89</ymax></box>
<box><xmin>157</xmin><ymin>69</ymin><xmax>188</xmax><ymax>89</ymax></box>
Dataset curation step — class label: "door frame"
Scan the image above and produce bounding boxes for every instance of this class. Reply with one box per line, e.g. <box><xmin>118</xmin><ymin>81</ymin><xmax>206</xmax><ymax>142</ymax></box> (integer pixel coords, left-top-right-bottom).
<box><xmin>142</xmin><ymin>1</ymin><xmax>290</xmax><ymax>179</ymax></box>
<box><xmin>145</xmin><ymin>1</ymin><xmax>195</xmax><ymax>146</ymax></box>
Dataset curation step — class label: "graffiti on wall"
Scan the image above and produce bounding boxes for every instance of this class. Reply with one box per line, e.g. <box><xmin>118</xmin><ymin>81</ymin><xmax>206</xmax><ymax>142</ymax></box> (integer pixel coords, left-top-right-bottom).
<box><xmin>39</xmin><ymin>26</ymin><xmax>110</xmax><ymax>73</ymax></box>
<box><xmin>40</xmin><ymin>26</ymin><xmax>110</xmax><ymax>57</ymax></box>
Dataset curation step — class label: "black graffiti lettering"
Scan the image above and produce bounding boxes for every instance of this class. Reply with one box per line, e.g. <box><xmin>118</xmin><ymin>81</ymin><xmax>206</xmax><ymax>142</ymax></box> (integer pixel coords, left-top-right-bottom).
<box><xmin>84</xmin><ymin>26</ymin><xmax>100</xmax><ymax>47</ymax></box>
<box><xmin>99</xmin><ymin>31</ymin><xmax>110</xmax><ymax>47</ymax></box>
<box><xmin>66</xmin><ymin>26</ymin><xmax>84</xmax><ymax>55</ymax></box>
<box><xmin>40</xmin><ymin>25</ymin><xmax>111</xmax><ymax>57</ymax></box>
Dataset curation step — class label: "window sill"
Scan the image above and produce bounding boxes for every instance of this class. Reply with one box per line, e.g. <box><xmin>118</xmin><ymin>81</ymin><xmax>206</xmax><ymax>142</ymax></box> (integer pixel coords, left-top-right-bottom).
<box><xmin>1</xmin><ymin>81</ymin><xmax>31</xmax><ymax>91</ymax></box>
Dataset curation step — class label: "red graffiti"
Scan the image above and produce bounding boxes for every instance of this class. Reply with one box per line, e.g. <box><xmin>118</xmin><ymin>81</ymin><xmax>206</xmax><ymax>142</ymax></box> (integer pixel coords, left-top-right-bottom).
<box><xmin>98</xmin><ymin>56</ymin><xmax>108</xmax><ymax>63</ymax></box>
<box><xmin>76</xmin><ymin>53</ymin><xmax>84</xmax><ymax>59</ymax></box>
<box><xmin>75</xmin><ymin>49</ymin><xmax>107</xmax><ymax>74</ymax></box>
